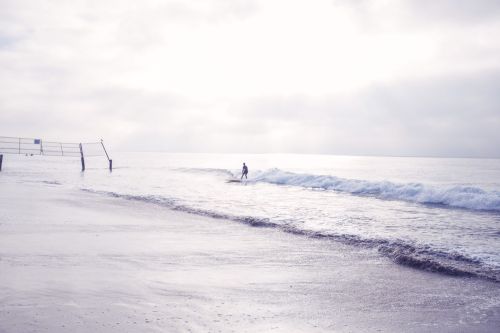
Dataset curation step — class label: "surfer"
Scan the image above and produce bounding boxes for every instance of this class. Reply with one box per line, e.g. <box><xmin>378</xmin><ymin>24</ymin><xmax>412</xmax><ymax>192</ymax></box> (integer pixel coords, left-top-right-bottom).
<box><xmin>241</xmin><ymin>163</ymin><xmax>248</xmax><ymax>180</ymax></box>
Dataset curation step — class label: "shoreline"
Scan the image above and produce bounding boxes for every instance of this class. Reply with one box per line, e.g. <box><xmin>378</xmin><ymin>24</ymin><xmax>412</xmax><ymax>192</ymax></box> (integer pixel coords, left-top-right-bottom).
<box><xmin>82</xmin><ymin>188</ymin><xmax>500</xmax><ymax>283</ymax></box>
<box><xmin>1</xmin><ymin>182</ymin><xmax>499</xmax><ymax>332</ymax></box>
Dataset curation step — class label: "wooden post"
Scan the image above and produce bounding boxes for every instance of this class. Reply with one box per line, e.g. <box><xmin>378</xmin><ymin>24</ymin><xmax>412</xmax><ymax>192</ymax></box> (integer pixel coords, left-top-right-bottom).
<box><xmin>0</xmin><ymin>154</ymin><xmax>3</xmax><ymax>171</ymax></box>
<box><xmin>101</xmin><ymin>139</ymin><xmax>112</xmax><ymax>172</ymax></box>
<box><xmin>79</xmin><ymin>143</ymin><xmax>85</xmax><ymax>172</ymax></box>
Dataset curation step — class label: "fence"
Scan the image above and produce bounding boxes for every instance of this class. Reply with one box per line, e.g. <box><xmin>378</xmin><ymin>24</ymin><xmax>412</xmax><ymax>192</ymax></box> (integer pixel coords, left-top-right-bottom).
<box><xmin>0</xmin><ymin>136</ymin><xmax>112</xmax><ymax>172</ymax></box>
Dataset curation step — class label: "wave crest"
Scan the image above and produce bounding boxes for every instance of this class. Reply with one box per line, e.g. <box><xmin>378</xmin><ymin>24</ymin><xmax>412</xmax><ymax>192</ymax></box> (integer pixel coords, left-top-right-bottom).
<box><xmin>252</xmin><ymin>169</ymin><xmax>500</xmax><ymax>212</ymax></box>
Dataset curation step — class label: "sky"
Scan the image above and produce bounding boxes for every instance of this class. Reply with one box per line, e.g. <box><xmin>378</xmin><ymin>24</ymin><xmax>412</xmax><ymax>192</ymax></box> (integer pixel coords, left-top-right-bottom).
<box><xmin>1</xmin><ymin>0</ymin><xmax>499</xmax><ymax>157</ymax></box>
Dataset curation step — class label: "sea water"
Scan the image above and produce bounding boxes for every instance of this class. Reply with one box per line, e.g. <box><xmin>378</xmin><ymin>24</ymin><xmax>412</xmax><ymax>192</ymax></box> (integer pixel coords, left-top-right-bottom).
<box><xmin>1</xmin><ymin>152</ymin><xmax>499</xmax><ymax>281</ymax></box>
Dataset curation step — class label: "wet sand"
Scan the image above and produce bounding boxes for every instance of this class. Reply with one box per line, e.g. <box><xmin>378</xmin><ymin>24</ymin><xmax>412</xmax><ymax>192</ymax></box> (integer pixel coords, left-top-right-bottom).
<box><xmin>1</xmin><ymin>182</ymin><xmax>499</xmax><ymax>332</ymax></box>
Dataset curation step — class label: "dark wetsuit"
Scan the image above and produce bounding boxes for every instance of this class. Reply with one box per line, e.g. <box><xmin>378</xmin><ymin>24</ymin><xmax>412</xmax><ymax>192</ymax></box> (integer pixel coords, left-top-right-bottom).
<box><xmin>241</xmin><ymin>165</ymin><xmax>248</xmax><ymax>179</ymax></box>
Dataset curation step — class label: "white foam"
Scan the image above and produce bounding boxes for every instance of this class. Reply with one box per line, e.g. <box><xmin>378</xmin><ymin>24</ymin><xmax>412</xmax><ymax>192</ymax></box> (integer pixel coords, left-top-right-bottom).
<box><xmin>252</xmin><ymin>168</ymin><xmax>500</xmax><ymax>211</ymax></box>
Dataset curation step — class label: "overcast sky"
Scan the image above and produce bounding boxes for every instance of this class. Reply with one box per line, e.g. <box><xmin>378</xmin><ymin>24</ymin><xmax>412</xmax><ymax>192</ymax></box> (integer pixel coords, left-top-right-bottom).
<box><xmin>1</xmin><ymin>0</ymin><xmax>499</xmax><ymax>157</ymax></box>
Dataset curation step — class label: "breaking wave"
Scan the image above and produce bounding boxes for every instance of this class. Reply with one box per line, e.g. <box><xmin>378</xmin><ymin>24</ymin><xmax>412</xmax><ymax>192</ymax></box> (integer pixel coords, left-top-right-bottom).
<box><xmin>250</xmin><ymin>169</ymin><xmax>500</xmax><ymax>212</ymax></box>
<box><xmin>82</xmin><ymin>188</ymin><xmax>500</xmax><ymax>282</ymax></box>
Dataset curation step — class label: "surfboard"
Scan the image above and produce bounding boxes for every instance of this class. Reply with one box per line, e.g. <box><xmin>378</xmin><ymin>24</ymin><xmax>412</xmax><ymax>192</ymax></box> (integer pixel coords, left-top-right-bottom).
<box><xmin>226</xmin><ymin>179</ymin><xmax>242</xmax><ymax>183</ymax></box>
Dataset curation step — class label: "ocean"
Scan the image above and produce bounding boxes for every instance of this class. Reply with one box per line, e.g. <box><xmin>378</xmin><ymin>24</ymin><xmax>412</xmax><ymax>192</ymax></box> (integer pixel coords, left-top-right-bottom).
<box><xmin>2</xmin><ymin>152</ymin><xmax>500</xmax><ymax>282</ymax></box>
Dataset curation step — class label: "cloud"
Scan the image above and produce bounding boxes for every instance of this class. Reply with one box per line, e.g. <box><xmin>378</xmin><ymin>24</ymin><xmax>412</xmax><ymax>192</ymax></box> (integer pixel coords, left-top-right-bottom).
<box><xmin>226</xmin><ymin>70</ymin><xmax>500</xmax><ymax>157</ymax></box>
<box><xmin>0</xmin><ymin>0</ymin><xmax>499</xmax><ymax>157</ymax></box>
<box><xmin>335</xmin><ymin>0</ymin><xmax>500</xmax><ymax>28</ymax></box>
<box><xmin>406</xmin><ymin>0</ymin><xmax>500</xmax><ymax>24</ymax></box>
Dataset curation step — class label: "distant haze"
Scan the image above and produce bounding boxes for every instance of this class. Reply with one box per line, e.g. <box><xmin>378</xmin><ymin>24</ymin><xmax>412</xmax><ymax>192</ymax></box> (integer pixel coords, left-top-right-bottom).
<box><xmin>1</xmin><ymin>0</ymin><xmax>499</xmax><ymax>157</ymax></box>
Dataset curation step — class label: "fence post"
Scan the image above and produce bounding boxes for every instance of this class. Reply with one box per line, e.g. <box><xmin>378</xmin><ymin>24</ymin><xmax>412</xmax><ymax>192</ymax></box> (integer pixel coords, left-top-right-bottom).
<box><xmin>0</xmin><ymin>154</ymin><xmax>3</xmax><ymax>171</ymax></box>
<box><xmin>100</xmin><ymin>139</ymin><xmax>112</xmax><ymax>172</ymax></box>
<box><xmin>79</xmin><ymin>143</ymin><xmax>85</xmax><ymax>172</ymax></box>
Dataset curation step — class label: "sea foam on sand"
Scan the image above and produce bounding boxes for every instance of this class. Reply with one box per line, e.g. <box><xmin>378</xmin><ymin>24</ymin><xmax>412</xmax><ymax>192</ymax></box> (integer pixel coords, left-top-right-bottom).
<box><xmin>1</xmin><ymin>182</ymin><xmax>499</xmax><ymax>332</ymax></box>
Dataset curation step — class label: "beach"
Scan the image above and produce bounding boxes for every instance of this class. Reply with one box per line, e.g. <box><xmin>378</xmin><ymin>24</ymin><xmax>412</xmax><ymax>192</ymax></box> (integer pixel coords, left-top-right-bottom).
<box><xmin>2</xmin><ymin>0</ymin><xmax>500</xmax><ymax>330</ymax></box>
<box><xmin>1</xmin><ymin>180</ymin><xmax>499</xmax><ymax>332</ymax></box>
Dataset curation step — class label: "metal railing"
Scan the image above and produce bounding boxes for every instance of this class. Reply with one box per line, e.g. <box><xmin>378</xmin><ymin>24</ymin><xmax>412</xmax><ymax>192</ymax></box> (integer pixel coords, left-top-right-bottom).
<box><xmin>0</xmin><ymin>136</ymin><xmax>112</xmax><ymax>172</ymax></box>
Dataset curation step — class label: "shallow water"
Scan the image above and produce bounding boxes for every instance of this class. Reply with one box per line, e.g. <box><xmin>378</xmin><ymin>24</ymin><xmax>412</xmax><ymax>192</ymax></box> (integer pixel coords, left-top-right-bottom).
<box><xmin>1</xmin><ymin>152</ymin><xmax>499</xmax><ymax>281</ymax></box>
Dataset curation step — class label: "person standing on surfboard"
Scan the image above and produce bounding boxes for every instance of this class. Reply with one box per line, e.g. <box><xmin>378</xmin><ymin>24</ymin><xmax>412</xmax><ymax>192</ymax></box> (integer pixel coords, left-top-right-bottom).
<box><xmin>241</xmin><ymin>163</ymin><xmax>248</xmax><ymax>180</ymax></box>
